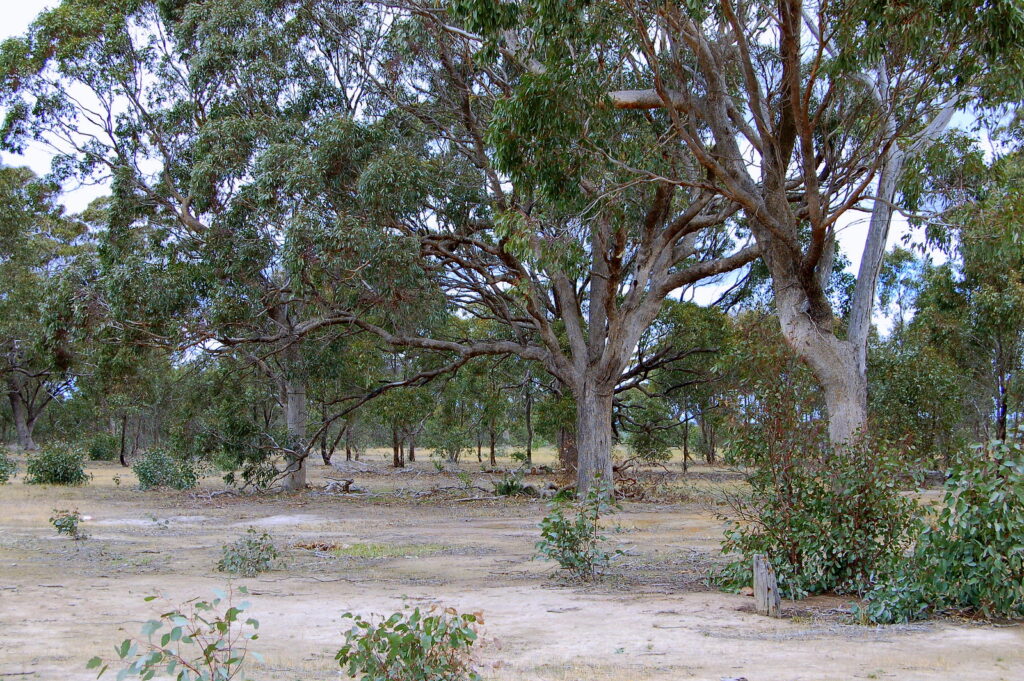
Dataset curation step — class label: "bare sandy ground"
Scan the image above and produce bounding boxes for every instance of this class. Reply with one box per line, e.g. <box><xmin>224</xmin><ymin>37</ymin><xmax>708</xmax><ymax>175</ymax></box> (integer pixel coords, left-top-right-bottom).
<box><xmin>0</xmin><ymin>457</ymin><xmax>1020</xmax><ymax>680</ymax></box>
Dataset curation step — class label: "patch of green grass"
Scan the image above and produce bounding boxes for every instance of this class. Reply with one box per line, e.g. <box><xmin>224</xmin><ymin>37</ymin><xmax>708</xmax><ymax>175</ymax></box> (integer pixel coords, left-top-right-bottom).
<box><xmin>332</xmin><ymin>542</ymin><xmax>448</xmax><ymax>559</ymax></box>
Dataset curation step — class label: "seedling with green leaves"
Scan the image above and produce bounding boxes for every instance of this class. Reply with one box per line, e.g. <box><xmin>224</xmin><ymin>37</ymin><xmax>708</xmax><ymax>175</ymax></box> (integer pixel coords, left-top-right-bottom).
<box><xmin>86</xmin><ymin>586</ymin><xmax>261</xmax><ymax>680</ymax></box>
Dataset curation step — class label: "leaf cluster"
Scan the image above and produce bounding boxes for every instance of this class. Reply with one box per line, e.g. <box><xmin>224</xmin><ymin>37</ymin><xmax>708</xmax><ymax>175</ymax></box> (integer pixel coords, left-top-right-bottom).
<box><xmin>335</xmin><ymin>606</ymin><xmax>483</xmax><ymax>681</ymax></box>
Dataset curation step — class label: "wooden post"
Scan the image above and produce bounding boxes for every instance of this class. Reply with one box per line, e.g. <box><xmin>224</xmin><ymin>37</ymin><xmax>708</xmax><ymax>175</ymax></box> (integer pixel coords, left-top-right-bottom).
<box><xmin>753</xmin><ymin>554</ymin><xmax>781</xmax><ymax>617</ymax></box>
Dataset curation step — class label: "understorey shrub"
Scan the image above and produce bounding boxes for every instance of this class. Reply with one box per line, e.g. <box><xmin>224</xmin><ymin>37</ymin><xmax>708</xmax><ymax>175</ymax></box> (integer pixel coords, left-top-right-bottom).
<box><xmin>716</xmin><ymin>324</ymin><xmax>918</xmax><ymax>598</ymax></box>
<box><xmin>858</xmin><ymin>437</ymin><xmax>1024</xmax><ymax>623</ymax></box>
<box><xmin>0</xmin><ymin>449</ymin><xmax>16</xmax><ymax>483</ymax></box>
<box><xmin>133</xmin><ymin>448</ymin><xmax>199</xmax><ymax>490</ymax></box>
<box><xmin>85</xmin><ymin>431</ymin><xmax>120</xmax><ymax>461</ymax></box>
<box><xmin>50</xmin><ymin>508</ymin><xmax>85</xmax><ymax>539</ymax></box>
<box><xmin>335</xmin><ymin>606</ymin><xmax>482</xmax><ymax>681</ymax></box>
<box><xmin>24</xmin><ymin>441</ymin><xmax>90</xmax><ymax>486</ymax></box>
<box><xmin>87</xmin><ymin>586</ymin><xmax>260</xmax><ymax>680</ymax></box>
<box><xmin>218</xmin><ymin>528</ymin><xmax>280</xmax><ymax>577</ymax></box>
<box><xmin>535</xmin><ymin>476</ymin><xmax>622</xmax><ymax>581</ymax></box>
<box><xmin>717</xmin><ymin>441</ymin><xmax>919</xmax><ymax>599</ymax></box>
<box><xmin>493</xmin><ymin>472</ymin><xmax>534</xmax><ymax>497</ymax></box>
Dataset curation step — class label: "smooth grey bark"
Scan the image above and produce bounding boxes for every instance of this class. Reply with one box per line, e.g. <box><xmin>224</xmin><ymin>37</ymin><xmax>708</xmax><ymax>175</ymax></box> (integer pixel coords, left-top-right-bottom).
<box><xmin>574</xmin><ymin>384</ymin><xmax>614</xmax><ymax>495</ymax></box>
<box><xmin>391</xmin><ymin>427</ymin><xmax>404</xmax><ymax>468</ymax></box>
<box><xmin>281</xmin><ymin>374</ymin><xmax>308</xmax><ymax>490</ymax></box>
<box><xmin>6</xmin><ymin>377</ymin><xmax>37</xmax><ymax>450</ymax></box>
<box><xmin>602</xmin><ymin>9</ymin><xmax>959</xmax><ymax>452</ymax></box>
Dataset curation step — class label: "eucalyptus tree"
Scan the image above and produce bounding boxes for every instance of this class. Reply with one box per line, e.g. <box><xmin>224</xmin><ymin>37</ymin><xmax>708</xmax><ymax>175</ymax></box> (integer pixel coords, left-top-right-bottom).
<box><xmin>0</xmin><ymin>165</ymin><xmax>85</xmax><ymax>449</ymax></box>
<box><xmin>445</xmin><ymin>0</ymin><xmax>1022</xmax><ymax>449</ymax></box>
<box><xmin>302</xmin><ymin>3</ymin><xmax>760</xmax><ymax>493</ymax></box>
<box><xmin>913</xmin><ymin>150</ymin><xmax>1024</xmax><ymax>442</ymax></box>
<box><xmin>0</xmin><ymin>0</ymin><xmax>456</xmax><ymax>488</ymax></box>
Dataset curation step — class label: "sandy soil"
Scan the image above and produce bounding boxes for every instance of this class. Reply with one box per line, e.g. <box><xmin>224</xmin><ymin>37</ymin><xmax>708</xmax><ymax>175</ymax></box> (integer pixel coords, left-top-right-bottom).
<box><xmin>0</xmin><ymin>455</ymin><xmax>1021</xmax><ymax>681</ymax></box>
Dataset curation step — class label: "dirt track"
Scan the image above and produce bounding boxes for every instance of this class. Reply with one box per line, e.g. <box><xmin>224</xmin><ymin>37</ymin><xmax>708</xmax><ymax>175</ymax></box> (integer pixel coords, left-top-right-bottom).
<box><xmin>1</xmin><ymin>457</ymin><xmax>1021</xmax><ymax>680</ymax></box>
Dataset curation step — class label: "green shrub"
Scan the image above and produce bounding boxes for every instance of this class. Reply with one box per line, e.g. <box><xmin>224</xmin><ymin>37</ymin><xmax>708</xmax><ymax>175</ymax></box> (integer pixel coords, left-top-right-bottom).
<box><xmin>493</xmin><ymin>472</ymin><xmax>534</xmax><ymax>497</ymax></box>
<box><xmin>85</xmin><ymin>432</ymin><xmax>120</xmax><ymax>461</ymax></box>
<box><xmin>87</xmin><ymin>586</ymin><xmax>260</xmax><ymax>680</ymax></box>
<box><xmin>716</xmin><ymin>442</ymin><xmax>919</xmax><ymax>599</ymax></box>
<box><xmin>715</xmin><ymin>338</ymin><xmax>918</xmax><ymax>599</ymax></box>
<box><xmin>217</xmin><ymin>528</ymin><xmax>280</xmax><ymax>577</ymax></box>
<box><xmin>50</xmin><ymin>508</ymin><xmax>85</xmax><ymax>539</ymax></box>
<box><xmin>133</xmin><ymin>448</ymin><xmax>198</xmax><ymax>491</ymax></box>
<box><xmin>535</xmin><ymin>477</ymin><xmax>622</xmax><ymax>581</ymax></box>
<box><xmin>509</xmin><ymin>450</ymin><xmax>529</xmax><ymax>466</ymax></box>
<box><xmin>858</xmin><ymin>438</ymin><xmax>1024</xmax><ymax>623</ymax></box>
<box><xmin>0</xmin><ymin>450</ymin><xmax>16</xmax><ymax>483</ymax></box>
<box><xmin>335</xmin><ymin>607</ymin><xmax>482</xmax><ymax>681</ymax></box>
<box><xmin>24</xmin><ymin>442</ymin><xmax>90</xmax><ymax>486</ymax></box>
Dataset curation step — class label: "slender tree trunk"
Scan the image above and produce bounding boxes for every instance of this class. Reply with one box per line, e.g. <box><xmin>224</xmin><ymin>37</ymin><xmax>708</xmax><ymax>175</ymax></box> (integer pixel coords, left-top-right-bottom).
<box><xmin>476</xmin><ymin>433</ymin><xmax>482</xmax><ymax>463</ymax></box>
<box><xmin>488</xmin><ymin>427</ymin><xmax>496</xmax><ymax>467</ymax></box>
<box><xmin>119</xmin><ymin>413</ymin><xmax>129</xmax><ymax>467</ymax></box>
<box><xmin>6</xmin><ymin>382</ymin><xmax>37</xmax><ymax>450</ymax></box>
<box><xmin>408</xmin><ymin>436</ymin><xmax>416</xmax><ymax>462</ymax></box>
<box><xmin>282</xmin><ymin>376</ymin><xmax>308</xmax><ymax>490</ymax></box>
<box><xmin>997</xmin><ymin>383</ymin><xmax>1009</xmax><ymax>443</ymax></box>
<box><xmin>574</xmin><ymin>383</ymin><xmax>614</xmax><ymax>496</ymax></box>
<box><xmin>345</xmin><ymin>427</ymin><xmax>352</xmax><ymax>461</ymax></box>
<box><xmin>682</xmin><ymin>416</ymin><xmax>690</xmax><ymax>473</ymax></box>
<box><xmin>326</xmin><ymin>425</ymin><xmax>346</xmax><ymax>466</ymax></box>
<box><xmin>392</xmin><ymin>428</ymin><xmax>404</xmax><ymax>468</ymax></box>
<box><xmin>525</xmin><ymin>390</ymin><xmax>533</xmax><ymax>465</ymax></box>
<box><xmin>131</xmin><ymin>419</ymin><xmax>142</xmax><ymax>457</ymax></box>
<box><xmin>700</xmin><ymin>412</ymin><xmax>717</xmax><ymax>464</ymax></box>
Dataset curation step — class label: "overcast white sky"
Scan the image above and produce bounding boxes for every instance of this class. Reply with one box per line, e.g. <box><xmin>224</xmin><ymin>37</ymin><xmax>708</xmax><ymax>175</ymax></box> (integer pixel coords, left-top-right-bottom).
<box><xmin>1</xmin><ymin>0</ymin><xmax>912</xmax><ymax>282</ymax></box>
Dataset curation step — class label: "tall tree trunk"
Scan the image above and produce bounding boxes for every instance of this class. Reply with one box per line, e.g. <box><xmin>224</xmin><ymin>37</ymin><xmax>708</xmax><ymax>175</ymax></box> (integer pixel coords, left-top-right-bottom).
<box><xmin>574</xmin><ymin>384</ymin><xmax>614</xmax><ymax>496</ymax></box>
<box><xmin>119</xmin><ymin>413</ymin><xmax>129</xmax><ymax>467</ymax></box>
<box><xmin>770</xmin><ymin>250</ymin><xmax>869</xmax><ymax>448</ymax></box>
<box><xmin>700</xmin><ymin>412</ymin><xmax>717</xmax><ymax>464</ymax></box>
<box><xmin>408</xmin><ymin>436</ymin><xmax>416</xmax><ymax>462</ymax></box>
<box><xmin>682</xmin><ymin>416</ymin><xmax>690</xmax><ymax>473</ymax></box>
<box><xmin>281</xmin><ymin>376</ymin><xmax>308</xmax><ymax>490</ymax></box>
<box><xmin>326</xmin><ymin>425</ymin><xmax>346</xmax><ymax>466</ymax></box>
<box><xmin>476</xmin><ymin>433</ymin><xmax>482</xmax><ymax>463</ymax></box>
<box><xmin>345</xmin><ymin>426</ymin><xmax>353</xmax><ymax>461</ymax></box>
<box><xmin>558</xmin><ymin>427</ymin><xmax>577</xmax><ymax>475</ymax></box>
<box><xmin>392</xmin><ymin>428</ymin><xmax>404</xmax><ymax>468</ymax></box>
<box><xmin>996</xmin><ymin>383</ymin><xmax>1009</xmax><ymax>443</ymax></box>
<box><xmin>525</xmin><ymin>390</ymin><xmax>533</xmax><ymax>465</ymax></box>
<box><xmin>488</xmin><ymin>427</ymin><xmax>496</xmax><ymax>467</ymax></box>
<box><xmin>6</xmin><ymin>381</ymin><xmax>37</xmax><ymax>450</ymax></box>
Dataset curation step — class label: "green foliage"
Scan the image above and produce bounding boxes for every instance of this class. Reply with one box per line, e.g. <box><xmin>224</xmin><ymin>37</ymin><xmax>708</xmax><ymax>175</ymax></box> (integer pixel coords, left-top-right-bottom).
<box><xmin>621</xmin><ymin>394</ymin><xmax>675</xmax><ymax>465</ymax></box>
<box><xmin>85</xmin><ymin>432</ymin><xmax>119</xmax><ymax>461</ymax></box>
<box><xmin>535</xmin><ymin>477</ymin><xmax>621</xmax><ymax>581</ymax></box>
<box><xmin>718</xmin><ymin>319</ymin><xmax>919</xmax><ymax>598</ymax></box>
<box><xmin>493</xmin><ymin>472</ymin><xmax>534</xmax><ymax>497</ymax></box>
<box><xmin>217</xmin><ymin>528</ymin><xmax>279</xmax><ymax>577</ymax></box>
<box><xmin>0</xmin><ymin>449</ymin><xmax>16</xmax><ymax>483</ymax></box>
<box><xmin>508</xmin><ymin>450</ymin><xmax>529</xmax><ymax>467</ymax></box>
<box><xmin>335</xmin><ymin>607</ymin><xmax>482</xmax><ymax>681</ymax></box>
<box><xmin>49</xmin><ymin>508</ymin><xmax>85</xmax><ymax>539</ymax></box>
<box><xmin>86</xmin><ymin>586</ymin><xmax>260</xmax><ymax>681</ymax></box>
<box><xmin>858</xmin><ymin>437</ymin><xmax>1024</xmax><ymax>623</ymax></box>
<box><xmin>717</xmin><ymin>443</ymin><xmax>920</xmax><ymax>599</ymax></box>
<box><xmin>132</xmin><ymin>448</ymin><xmax>199</xmax><ymax>491</ymax></box>
<box><xmin>24</xmin><ymin>441</ymin><xmax>89</xmax><ymax>485</ymax></box>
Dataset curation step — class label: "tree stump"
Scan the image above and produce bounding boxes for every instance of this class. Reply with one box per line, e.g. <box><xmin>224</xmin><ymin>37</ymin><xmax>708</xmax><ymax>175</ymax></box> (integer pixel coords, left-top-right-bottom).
<box><xmin>753</xmin><ymin>554</ymin><xmax>781</xmax><ymax>617</ymax></box>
